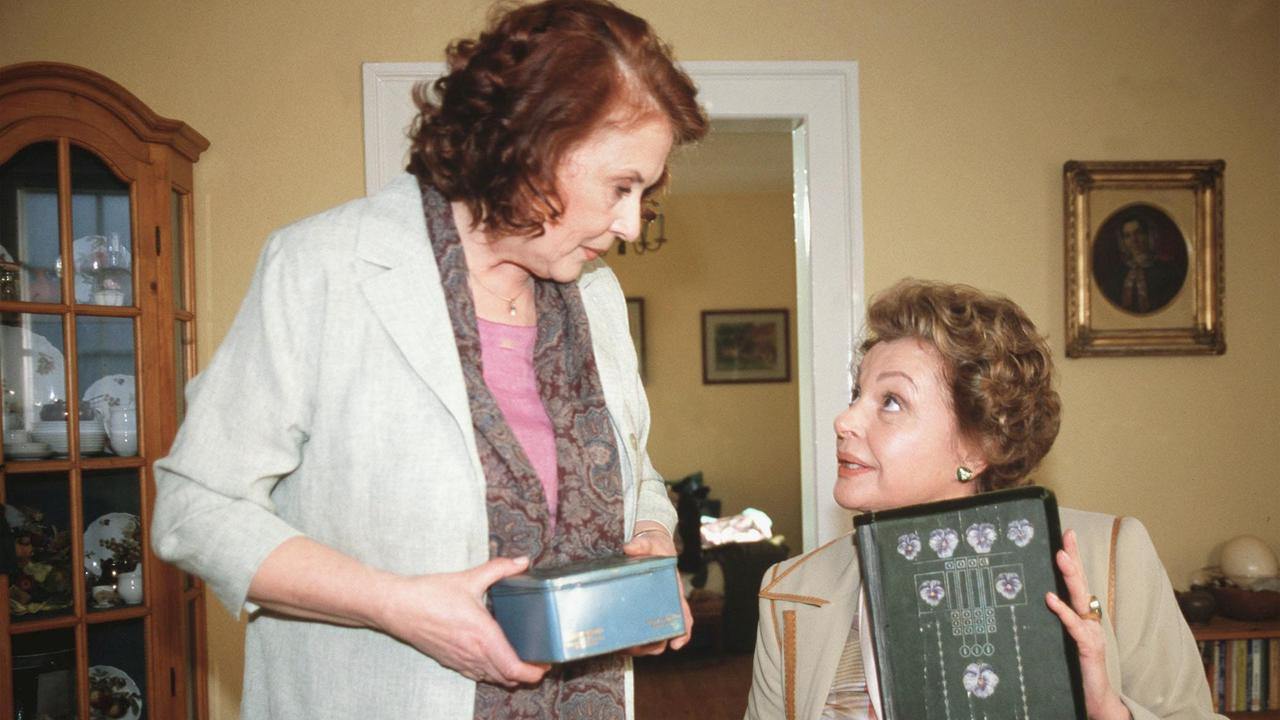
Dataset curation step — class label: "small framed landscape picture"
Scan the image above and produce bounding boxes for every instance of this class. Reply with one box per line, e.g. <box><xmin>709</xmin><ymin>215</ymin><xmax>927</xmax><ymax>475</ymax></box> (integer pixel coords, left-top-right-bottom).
<box><xmin>626</xmin><ymin>297</ymin><xmax>646</xmax><ymax>381</ymax></box>
<box><xmin>701</xmin><ymin>309</ymin><xmax>790</xmax><ymax>384</ymax></box>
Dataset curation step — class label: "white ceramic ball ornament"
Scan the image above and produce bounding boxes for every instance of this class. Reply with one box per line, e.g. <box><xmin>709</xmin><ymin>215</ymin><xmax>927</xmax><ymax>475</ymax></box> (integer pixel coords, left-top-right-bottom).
<box><xmin>1220</xmin><ymin>534</ymin><xmax>1280</xmax><ymax>585</ymax></box>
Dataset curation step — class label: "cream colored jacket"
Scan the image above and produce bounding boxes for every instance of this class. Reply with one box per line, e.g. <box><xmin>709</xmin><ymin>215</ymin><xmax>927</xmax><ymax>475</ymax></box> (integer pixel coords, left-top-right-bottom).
<box><xmin>745</xmin><ymin>508</ymin><xmax>1223</xmax><ymax>720</ymax></box>
<box><xmin>151</xmin><ymin>174</ymin><xmax>675</xmax><ymax>720</ymax></box>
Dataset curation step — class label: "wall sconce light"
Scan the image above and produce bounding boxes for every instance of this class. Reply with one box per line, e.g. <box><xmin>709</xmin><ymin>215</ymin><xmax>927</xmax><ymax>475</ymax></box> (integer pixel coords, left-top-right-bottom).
<box><xmin>617</xmin><ymin>212</ymin><xmax>667</xmax><ymax>255</ymax></box>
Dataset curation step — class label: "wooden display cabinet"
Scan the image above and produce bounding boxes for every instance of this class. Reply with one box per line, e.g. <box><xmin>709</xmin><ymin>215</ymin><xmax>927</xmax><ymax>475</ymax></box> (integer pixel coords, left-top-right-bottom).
<box><xmin>1192</xmin><ymin>615</ymin><xmax>1280</xmax><ymax>719</ymax></box>
<box><xmin>0</xmin><ymin>62</ymin><xmax>209</xmax><ymax>720</ymax></box>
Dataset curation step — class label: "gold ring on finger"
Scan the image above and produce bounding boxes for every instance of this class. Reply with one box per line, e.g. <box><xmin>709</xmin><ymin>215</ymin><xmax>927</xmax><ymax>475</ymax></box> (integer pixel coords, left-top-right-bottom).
<box><xmin>1079</xmin><ymin>594</ymin><xmax>1102</xmax><ymax>622</ymax></box>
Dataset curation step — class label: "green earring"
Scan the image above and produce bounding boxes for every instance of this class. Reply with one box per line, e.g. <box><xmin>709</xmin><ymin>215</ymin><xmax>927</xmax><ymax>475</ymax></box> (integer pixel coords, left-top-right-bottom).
<box><xmin>956</xmin><ymin>466</ymin><xmax>974</xmax><ymax>483</ymax></box>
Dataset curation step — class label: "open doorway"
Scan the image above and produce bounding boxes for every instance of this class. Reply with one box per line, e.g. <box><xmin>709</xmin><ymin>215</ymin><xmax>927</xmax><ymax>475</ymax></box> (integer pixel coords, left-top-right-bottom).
<box><xmin>609</xmin><ymin>118</ymin><xmax>802</xmax><ymax>556</ymax></box>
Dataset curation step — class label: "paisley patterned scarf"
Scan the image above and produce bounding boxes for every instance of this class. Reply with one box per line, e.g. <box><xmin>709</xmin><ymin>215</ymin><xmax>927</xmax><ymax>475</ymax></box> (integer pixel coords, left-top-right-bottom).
<box><xmin>420</xmin><ymin>183</ymin><xmax>627</xmax><ymax>719</ymax></box>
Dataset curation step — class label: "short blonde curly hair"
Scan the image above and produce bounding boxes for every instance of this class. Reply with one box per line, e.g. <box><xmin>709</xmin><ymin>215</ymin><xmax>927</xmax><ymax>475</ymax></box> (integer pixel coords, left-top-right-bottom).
<box><xmin>860</xmin><ymin>279</ymin><xmax>1061</xmax><ymax>492</ymax></box>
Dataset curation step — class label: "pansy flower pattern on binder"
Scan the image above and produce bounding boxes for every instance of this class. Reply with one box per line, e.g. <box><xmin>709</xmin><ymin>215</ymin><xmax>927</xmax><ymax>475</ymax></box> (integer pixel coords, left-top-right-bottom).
<box><xmin>929</xmin><ymin>527</ymin><xmax>960</xmax><ymax>558</ymax></box>
<box><xmin>854</xmin><ymin>486</ymin><xmax>1086</xmax><ymax>720</ymax></box>
<box><xmin>964</xmin><ymin>522</ymin><xmax>998</xmax><ymax>553</ymax></box>
<box><xmin>896</xmin><ymin>531</ymin><xmax>922</xmax><ymax>561</ymax></box>
<box><xmin>962</xmin><ymin>662</ymin><xmax>999</xmax><ymax>699</ymax></box>
<box><xmin>1007</xmin><ymin>518</ymin><xmax>1036</xmax><ymax>547</ymax></box>
<box><xmin>919</xmin><ymin>578</ymin><xmax>946</xmax><ymax>607</ymax></box>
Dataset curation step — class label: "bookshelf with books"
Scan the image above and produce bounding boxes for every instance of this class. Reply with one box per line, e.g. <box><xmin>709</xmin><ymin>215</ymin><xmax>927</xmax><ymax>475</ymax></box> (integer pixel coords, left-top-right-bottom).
<box><xmin>1192</xmin><ymin>616</ymin><xmax>1280</xmax><ymax>719</ymax></box>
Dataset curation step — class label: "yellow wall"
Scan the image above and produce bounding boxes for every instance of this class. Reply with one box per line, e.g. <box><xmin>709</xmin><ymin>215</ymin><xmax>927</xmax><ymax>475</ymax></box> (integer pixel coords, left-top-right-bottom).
<box><xmin>609</xmin><ymin>192</ymin><xmax>802</xmax><ymax>553</ymax></box>
<box><xmin>5</xmin><ymin>1</ymin><xmax>1278</xmax><ymax>717</ymax></box>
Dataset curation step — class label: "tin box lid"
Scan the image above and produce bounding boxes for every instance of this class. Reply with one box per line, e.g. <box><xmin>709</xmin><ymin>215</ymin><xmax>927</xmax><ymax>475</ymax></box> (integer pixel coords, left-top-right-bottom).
<box><xmin>491</xmin><ymin>554</ymin><xmax>675</xmax><ymax>593</ymax></box>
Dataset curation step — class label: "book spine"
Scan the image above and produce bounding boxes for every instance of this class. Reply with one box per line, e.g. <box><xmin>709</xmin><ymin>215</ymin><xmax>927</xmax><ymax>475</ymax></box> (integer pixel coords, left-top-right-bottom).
<box><xmin>1236</xmin><ymin>638</ymin><xmax>1247</xmax><ymax>712</ymax></box>
<box><xmin>1199</xmin><ymin>640</ymin><xmax>1213</xmax><ymax>692</ymax></box>
<box><xmin>1251</xmin><ymin>638</ymin><xmax>1262</xmax><ymax>712</ymax></box>
<box><xmin>1264</xmin><ymin>635</ymin><xmax>1274</xmax><ymax>707</ymax></box>
<box><xmin>855</xmin><ymin>524</ymin><xmax>894</xmax><ymax>719</ymax></box>
<box><xmin>1249</xmin><ymin>638</ymin><xmax>1259</xmax><ymax>712</ymax></box>
<box><xmin>1217</xmin><ymin>640</ymin><xmax>1227</xmax><ymax>712</ymax></box>
<box><xmin>1265</xmin><ymin>637</ymin><xmax>1272</xmax><ymax>712</ymax></box>
<box><xmin>1225</xmin><ymin>640</ymin><xmax>1236</xmax><ymax>712</ymax></box>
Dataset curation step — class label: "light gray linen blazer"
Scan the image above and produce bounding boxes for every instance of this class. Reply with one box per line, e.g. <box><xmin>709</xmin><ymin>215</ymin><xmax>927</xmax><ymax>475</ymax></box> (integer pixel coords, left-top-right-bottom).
<box><xmin>151</xmin><ymin>174</ymin><xmax>677</xmax><ymax>720</ymax></box>
<box><xmin>745</xmin><ymin>508</ymin><xmax>1223</xmax><ymax>720</ymax></box>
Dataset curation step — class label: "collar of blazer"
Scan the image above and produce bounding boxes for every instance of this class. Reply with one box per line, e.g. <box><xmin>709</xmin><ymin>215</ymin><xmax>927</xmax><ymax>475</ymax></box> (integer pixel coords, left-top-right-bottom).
<box><xmin>349</xmin><ymin>174</ymin><xmax>616</xmax><ymax>440</ymax></box>
<box><xmin>758</xmin><ymin>532</ymin><xmax>864</xmax><ymax>608</ymax></box>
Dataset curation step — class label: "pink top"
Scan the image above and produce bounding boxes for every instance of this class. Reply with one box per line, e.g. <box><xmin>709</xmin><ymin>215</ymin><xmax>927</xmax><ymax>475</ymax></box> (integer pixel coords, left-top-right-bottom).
<box><xmin>477</xmin><ymin>318</ymin><xmax>559</xmax><ymax>530</ymax></box>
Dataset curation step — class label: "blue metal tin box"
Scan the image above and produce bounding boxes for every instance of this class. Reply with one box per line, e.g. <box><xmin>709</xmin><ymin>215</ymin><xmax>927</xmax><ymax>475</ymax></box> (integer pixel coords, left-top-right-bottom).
<box><xmin>490</xmin><ymin>555</ymin><xmax>685</xmax><ymax>663</ymax></box>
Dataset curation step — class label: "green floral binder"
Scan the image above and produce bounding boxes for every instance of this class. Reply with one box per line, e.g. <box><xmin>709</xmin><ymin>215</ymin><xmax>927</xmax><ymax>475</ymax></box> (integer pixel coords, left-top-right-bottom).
<box><xmin>854</xmin><ymin>486</ymin><xmax>1086</xmax><ymax>719</ymax></box>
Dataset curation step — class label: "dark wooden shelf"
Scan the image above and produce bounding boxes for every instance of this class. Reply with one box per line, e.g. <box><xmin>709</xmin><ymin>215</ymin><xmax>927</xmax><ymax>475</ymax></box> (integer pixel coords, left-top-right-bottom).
<box><xmin>1191</xmin><ymin>615</ymin><xmax>1280</xmax><ymax>642</ymax></box>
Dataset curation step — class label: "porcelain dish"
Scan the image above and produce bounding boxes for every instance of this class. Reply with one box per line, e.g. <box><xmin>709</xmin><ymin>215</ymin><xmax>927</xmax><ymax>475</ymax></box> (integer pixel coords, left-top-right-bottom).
<box><xmin>30</xmin><ymin>418</ymin><xmax>107</xmax><ymax>454</ymax></box>
<box><xmin>83</xmin><ymin>374</ymin><xmax>137</xmax><ymax>418</ymax></box>
<box><xmin>88</xmin><ymin>664</ymin><xmax>142</xmax><ymax>720</ymax></box>
<box><xmin>0</xmin><ymin>326</ymin><xmax>66</xmax><ymax>408</ymax></box>
<box><xmin>84</xmin><ymin>512</ymin><xmax>141</xmax><ymax>581</ymax></box>
<box><xmin>4</xmin><ymin>441</ymin><xmax>52</xmax><ymax>460</ymax></box>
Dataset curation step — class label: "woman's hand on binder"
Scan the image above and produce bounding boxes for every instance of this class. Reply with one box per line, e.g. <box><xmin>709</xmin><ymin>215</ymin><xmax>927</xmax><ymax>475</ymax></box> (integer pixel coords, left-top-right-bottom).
<box><xmin>1045</xmin><ymin>530</ymin><xmax>1131</xmax><ymax>720</ymax></box>
<box><xmin>622</xmin><ymin>521</ymin><xmax>694</xmax><ymax>654</ymax></box>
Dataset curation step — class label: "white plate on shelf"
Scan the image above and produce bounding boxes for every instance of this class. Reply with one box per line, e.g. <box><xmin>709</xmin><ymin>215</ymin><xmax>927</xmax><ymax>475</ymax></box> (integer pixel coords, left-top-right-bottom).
<box><xmin>31</xmin><ymin>426</ymin><xmax>68</xmax><ymax>455</ymax></box>
<box><xmin>0</xmin><ymin>325</ymin><xmax>67</xmax><ymax>410</ymax></box>
<box><xmin>83</xmin><ymin>374</ymin><xmax>136</xmax><ymax>418</ymax></box>
<box><xmin>81</xmin><ymin>434</ymin><xmax>107</xmax><ymax>454</ymax></box>
<box><xmin>84</xmin><ymin>512</ymin><xmax>141</xmax><ymax>579</ymax></box>
<box><xmin>88</xmin><ymin>664</ymin><xmax>142</xmax><ymax>720</ymax></box>
<box><xmin>5</xmin><ymin>441</ymin><xmax>51</xmax><ymax>460</ymax></box>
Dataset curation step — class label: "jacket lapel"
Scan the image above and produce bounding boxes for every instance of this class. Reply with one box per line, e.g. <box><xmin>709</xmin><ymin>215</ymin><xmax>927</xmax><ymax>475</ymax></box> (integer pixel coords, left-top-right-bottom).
<box><xmin>577</xmin><ymin>265</ymin><xmax>642</xmax><ymax>482</ymax></box>
<box><xmin>355</xmin><ymin>176</ymin><xmax>474</xmax><ymax>438</ymax></box>
<box><xmin>759</xmin><ymin>533</ymin><xmax>864</xmax><ymax>720</ymax></box>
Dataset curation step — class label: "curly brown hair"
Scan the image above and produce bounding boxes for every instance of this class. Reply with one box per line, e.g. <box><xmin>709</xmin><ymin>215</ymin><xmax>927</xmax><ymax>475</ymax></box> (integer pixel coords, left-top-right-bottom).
<box><xmin>407</xmin><ymin>0</ymin><xmax>708</xmax><ymax>238</ymax></box>
<box><xmin>860</xmin><ymin>279</ymin><xmax>1061</xmax><ymax>492</ymax></box>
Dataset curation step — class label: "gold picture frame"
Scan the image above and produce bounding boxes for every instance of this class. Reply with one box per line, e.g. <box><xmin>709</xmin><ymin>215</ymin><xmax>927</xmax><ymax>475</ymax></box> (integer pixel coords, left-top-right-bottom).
<box><xmin>701</xmin><ymin>308</ymin><xmax>790</xmax><ymax>384</ymax></box>
<box><xmin>1063</xmin><ymin>160</ymin><xmax>1225</xmax><ymax>357</ymax></box>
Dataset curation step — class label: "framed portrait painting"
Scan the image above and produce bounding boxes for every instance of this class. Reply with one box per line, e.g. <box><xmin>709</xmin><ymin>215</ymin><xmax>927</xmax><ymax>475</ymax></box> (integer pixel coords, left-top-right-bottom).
<box><xmin>625</xmin><ymin>297</ymin><xmax>646</xmax><ymax>381</ymax></box>
<box><xmin>701</xmin><ymin>309</ymin><xmax>790</xmax><ymax>384</ymax></box>
<box><xmin>1063</xmin><ymin>160</ymin><xmax>1225</xmax><ymax>357</ymax></box>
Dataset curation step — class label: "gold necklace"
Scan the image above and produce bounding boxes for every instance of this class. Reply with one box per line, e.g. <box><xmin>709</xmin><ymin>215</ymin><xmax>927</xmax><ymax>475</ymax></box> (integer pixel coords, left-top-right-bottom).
<box><xmin>468</xmin><ymin>271</ymin><xmax>531</xmax><ymax>317</ymax></box>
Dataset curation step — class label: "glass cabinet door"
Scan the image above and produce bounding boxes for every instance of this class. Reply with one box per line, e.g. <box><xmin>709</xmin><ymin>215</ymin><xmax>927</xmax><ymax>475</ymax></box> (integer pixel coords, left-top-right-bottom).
<box><xmin>2</xmin><ymin>61</ymin><xmax>208</xmax><ymax>720</ymax></box>
<box><xmin>2</xmin><ymin>138</ymin><xmax>150</xmax><ymax>720</ymax></box>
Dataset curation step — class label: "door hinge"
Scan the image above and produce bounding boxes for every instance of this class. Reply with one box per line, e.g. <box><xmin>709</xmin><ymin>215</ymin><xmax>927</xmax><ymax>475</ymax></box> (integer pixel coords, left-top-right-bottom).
<box><xmin>170</xmin><ymin>666</ymin><xmax>177</xmax><ymax>697</ymax></box>
<box><xmin>155</xmin><ymin>226</ymin><xmax>162</xmax><ymax>256</ymax></box>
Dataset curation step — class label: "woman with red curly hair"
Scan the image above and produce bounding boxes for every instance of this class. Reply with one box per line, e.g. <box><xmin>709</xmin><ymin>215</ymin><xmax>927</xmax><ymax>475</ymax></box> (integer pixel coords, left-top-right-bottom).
<box><xmin>151</xmin><ymin>1</ymin><xmax>706</xmax><ymax>718</ymax></box>
<box><xmin>746</xmin><ymin>279</ymin><xmax>1221</xmax><ymax>720</ymax></box>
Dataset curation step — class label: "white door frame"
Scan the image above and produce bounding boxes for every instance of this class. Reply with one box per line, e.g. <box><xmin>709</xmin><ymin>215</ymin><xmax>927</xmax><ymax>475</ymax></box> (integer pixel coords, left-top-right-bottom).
<box><xmin>362</xmin><ymin>61</ymin><xmax>864</xmax><ymax>550</ymax></box>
